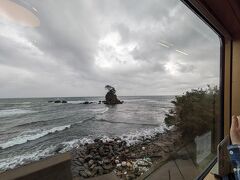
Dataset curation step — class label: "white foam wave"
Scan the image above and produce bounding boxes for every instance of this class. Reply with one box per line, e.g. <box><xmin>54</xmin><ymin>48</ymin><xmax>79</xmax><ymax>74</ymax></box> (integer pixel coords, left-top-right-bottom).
<box><xmin>123</xmin><ymin>99</ymin><xmax>149</xmax><ymax>102</ymax></box>
<box><xmin>60</xmin><ymin>137</ymin><xmax>94</xmax><ymax>152</ymax></box>
<box><xmin>0</xmin><ymin>124</ymin><xmax>171</xmax><ymax>171</ymax></box>
<box><xmin>60</xmin><ymin>123</ymin><xmax>170</xmax><ymax>153</ymax></box>
<box><xmin>0</xmin><ymin>125</ymin><xmax>71</xmax><ymax>149</ymax></box>
<box><xmin>21</xmin><ymin>102</ymin><xmax>32</xmax><ymax>105</ymax></box>
<box><xmin>67</xmin><ymin>100</ymin><xmax>85</xmax><ymax>104</ymax></box>
<box><xmin>0</xmin><ymin>146</ymin><xmax>56</xmax><ymax>171</ymax></box>
<box><xmin>0</xmin><ymin>102</ymin><xmax>32</xmax><ymax>105</ymax></box>
<box><xmin>119</xmin><ymin>123</ymin><xmax>169</xmax><ymax>146</ymax></box>
<box><xmin>100</xmin><ymin>107</ymin><xmax>109</xmax><ymax>114</ymax></box>
<box><xmin>0</xmin><ymin>109</ymin><xmax>36</xmax><ymax>118</ymax></box>
<box><xmin>92</xmin><ymin>107</ymin><xmax>109</xmax><ymax>113</ymax></box>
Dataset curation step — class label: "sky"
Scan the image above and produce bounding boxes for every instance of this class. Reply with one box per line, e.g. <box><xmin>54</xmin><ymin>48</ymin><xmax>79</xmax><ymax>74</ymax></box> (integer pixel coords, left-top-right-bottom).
<box><xmin>0</xmin><ymin>0</ymin><xmax>220</xmax><ymax>98</ymax></box>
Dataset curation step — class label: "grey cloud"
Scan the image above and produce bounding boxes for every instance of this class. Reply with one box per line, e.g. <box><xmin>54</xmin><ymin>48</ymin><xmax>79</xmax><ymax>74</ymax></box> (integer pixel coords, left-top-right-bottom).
<box><xmin>0</xmin><ymin>0</ymin><xmax>220</xmax><ymax>97</ymax></box>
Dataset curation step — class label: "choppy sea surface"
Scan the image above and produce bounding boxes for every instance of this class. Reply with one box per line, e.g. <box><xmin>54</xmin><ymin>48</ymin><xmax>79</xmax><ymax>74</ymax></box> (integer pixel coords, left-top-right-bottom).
<box><xmin>0</xmin><ymin>96</ymin><xmax>174</xmax><ymax>171</ymax></box>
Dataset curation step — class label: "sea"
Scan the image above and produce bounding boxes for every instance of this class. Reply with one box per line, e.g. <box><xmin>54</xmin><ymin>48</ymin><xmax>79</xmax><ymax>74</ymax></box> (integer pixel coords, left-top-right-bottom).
<box><xmin>0</xmin><ymin>96</ymin><xmax>174</xmax><ymax>171</ymax></box>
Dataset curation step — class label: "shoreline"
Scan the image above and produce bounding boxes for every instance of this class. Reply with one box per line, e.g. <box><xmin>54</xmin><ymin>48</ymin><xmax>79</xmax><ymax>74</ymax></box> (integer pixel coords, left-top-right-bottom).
<box><xmin>71</xmin><ymin>126</ymin><xmax>182</xmax><ymax>179</ymax></box>
<box><xmin>0</xmin><ymin>126</ymin><xmax>183</xmax><ymax>179</ymax></box>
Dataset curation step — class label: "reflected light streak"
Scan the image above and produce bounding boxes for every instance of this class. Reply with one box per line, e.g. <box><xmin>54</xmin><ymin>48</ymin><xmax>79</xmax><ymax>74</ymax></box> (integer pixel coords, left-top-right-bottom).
<box><xmin>32</xmin><ymin>7</ymin><xmax>38</xmax><ymax>12</ymax></box>
<box><xmin>159</xmin><ymin>39</ymin><xmax>174</xmax><ymax>46</ymax></box>
<box><xmin>175</xmin><ymin>49</ymin><xmax>189</xmax><ymax>56</ymax></box>
<box><xmin>157</xmin><ymin>42</ymin><xmax>169</xmax><ymax>48</ymax></box>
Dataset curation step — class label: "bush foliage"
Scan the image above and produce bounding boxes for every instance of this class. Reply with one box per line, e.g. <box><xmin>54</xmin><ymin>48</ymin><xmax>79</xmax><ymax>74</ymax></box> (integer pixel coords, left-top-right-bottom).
<box><xmin>165</xmin><ymin>85</ymin><xmax>220</xmax><ymax>139</ymax></box>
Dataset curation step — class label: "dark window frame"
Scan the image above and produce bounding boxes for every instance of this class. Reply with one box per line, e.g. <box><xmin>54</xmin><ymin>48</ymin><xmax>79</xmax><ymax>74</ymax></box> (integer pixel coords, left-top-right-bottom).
<box><xmin>180</xmin><ymin>0</ymin><xmax>226</xmax><ymax>179</ymax></box>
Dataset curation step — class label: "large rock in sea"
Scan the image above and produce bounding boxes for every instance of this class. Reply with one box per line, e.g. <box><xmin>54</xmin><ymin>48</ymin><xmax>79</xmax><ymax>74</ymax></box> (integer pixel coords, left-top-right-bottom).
<box><xmin>105</xmin><ymin>91</ymin><xmax>123</xmax><ymax>105</ymax></box>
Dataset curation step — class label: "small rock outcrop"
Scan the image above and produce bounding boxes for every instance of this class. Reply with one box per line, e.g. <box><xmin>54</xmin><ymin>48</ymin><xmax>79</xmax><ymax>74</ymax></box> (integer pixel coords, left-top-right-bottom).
<box><xmin>104</xmin><ymin>85</ymin><xmax>123</xmax><ymax>105</ymax></box>
<box><xmin>48</xmin><ymin>100</ymin><xmax>68</xmax><ymax>104</ymax></box>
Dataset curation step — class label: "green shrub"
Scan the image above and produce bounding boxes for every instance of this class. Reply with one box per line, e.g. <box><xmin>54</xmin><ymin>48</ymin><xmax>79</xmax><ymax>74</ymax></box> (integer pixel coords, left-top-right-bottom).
<box><xmin>165</xmin><ymin>85</ymin><xmax>220</xmax><ymax>139</ymax></box>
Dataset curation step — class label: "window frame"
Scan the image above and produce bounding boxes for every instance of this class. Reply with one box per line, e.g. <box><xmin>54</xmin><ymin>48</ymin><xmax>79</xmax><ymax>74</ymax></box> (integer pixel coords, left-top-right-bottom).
<box><xmin>180</xmin><ymin>0</ymin><xmax>232</xmax><ymax>179</ymax></box>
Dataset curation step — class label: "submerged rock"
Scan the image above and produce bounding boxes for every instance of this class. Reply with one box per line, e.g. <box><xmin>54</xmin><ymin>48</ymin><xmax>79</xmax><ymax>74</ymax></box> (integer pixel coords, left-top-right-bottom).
<box><xmin>50</xmin><ymin>100</ymin><xmax>68</xmax><ymax>103</ymax></box>
<box><xmin>54</xmin><ymin>144</ymin><xmax>65</xmax><ymax>153</ymax></box>
<box><xmin>82</xmin><ymin>101</ymin><xmax>93</xmax><ymax>104</ymax></box>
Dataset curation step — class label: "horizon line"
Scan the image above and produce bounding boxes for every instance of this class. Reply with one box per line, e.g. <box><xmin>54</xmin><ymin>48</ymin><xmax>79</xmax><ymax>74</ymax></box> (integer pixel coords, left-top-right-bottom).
<box><xmin>0</xmin><ymin>94</ymin><xmax>179</xmax><ymax>99</ymax></box>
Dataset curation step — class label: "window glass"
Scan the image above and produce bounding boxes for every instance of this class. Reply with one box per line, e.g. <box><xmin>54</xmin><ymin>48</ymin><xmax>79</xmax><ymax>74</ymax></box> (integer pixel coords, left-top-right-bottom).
<box><xmin>0</xmin><ymin>0</ymin><xmax>220</xmax><ymax>179</ymax></box>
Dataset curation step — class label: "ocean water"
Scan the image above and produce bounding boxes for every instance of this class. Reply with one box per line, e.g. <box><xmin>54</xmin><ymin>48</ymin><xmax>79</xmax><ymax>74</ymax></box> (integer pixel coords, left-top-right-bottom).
<box><xmin>0</xmin><ymin>96</ymin><xmax>174</xmax><ymax>171</ymax></box>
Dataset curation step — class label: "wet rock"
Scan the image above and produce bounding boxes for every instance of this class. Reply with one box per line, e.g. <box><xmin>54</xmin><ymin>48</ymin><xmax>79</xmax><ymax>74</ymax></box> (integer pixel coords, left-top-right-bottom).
<box><xmin>103</xmin><ymin>158</ymin><xmax>111</xmax><ymax>164</ymax></box>
<box><xmin>73</xmin><ymin>160</ymin><xmax>82</xmax><ymax>166</ymax></box>
<box><xmin>90</xmin><ymin>164</ymin><xmax>96</xmax><ymax>169</ymax></box>
<box><xmin>78</xmin><ymin>158</ymin><xmax>84</xmax><ymax>164</ymax></box>
<box><xmin>96</xmin><ymin>166</ymin><xmax>104</xmax><ymax>175</ymax></box>
<box><xmin>98</xmin><ymin>160</ymin><xmax>103</xmax><ymax>165</ymax></box>
<box><xmin>88</xmin><ymin>159</ymin><xmax>94</xmax><ymax>166</ymax></box>
<box><xmin>79</xmin><ymin>171</ymin><xmax>88</xmax><ymax>178</ymax></box>
<box><xmin>103</xmin><ymin>164</ymin><xmax>114</xmax><ymax>170</ymax></box>
<box><xmin>121</xmin><ymin>161</ymin><xmax>127</xmax><ymax>167</ymax></box>
<box><xmin>83</xmin><ymin>163</ymin><xmax>89</xmax><ymax>169</ymax></box>
<box><xmin>84</xmin><ymin>155</ymin><xmax>93</xmax><ymax>162</ymax></box>
<box><xmin>114</xmin><ymin>137</ymin><xmax>121</xmax><ymax>141</ymax></box>
<box><xmin>116</xmin><ymin>163</ymin><xmax>122</xmax><ymax>171</ymax></box>
<box><xmin>136</xmin><ymin>159</ymin><xmax>152</xmax><ymax>167</ymax></box>
<box><xmin>94</xmin><ymin>155</ymin><xmax>101</xmax><ymax>161</ymax></box>
<box><xmin>83</xmin><ymin>101</ymin><xmax>91</xmax><ymax>104</ymax></box>
<box><xmin>94</xmin><ymin>138</ymin><xmax>101</xmax><ymax>143</ymax></box>
<box><xmin>127</xmin><ymin>162</ymin><xmax>132</xmax><ymax>167</ymax></box>
<box><xmin>54</xmin><ymin>144</ymin><xmax>65</xmax><ymax>153</ymax></box>
<box><xmin>134</xmin><ymin>166</ymin><xmax>139</xmax><ymax>173</ymax></box>
<box><xmin>76</xmin><ymin>166</ymin><xmax>85</xmax><ymax>171</ymax></box>
<box><xmin>92</xmin><ymin>167</ymin><xmax>98</xmax><ymax>176</ymax></box>
<box><xmin>84</xmin><ymin>169</ymin><xmax>92</xmax><ymax>177</ymax></box>
<box><xmin>127</xmin><ymin>174</ymin><xmax>136</xmax><ymax>180</ymax></box>
<box><xmin>116</xmin><ymin>171</ymin><xmax>122</xmax><ymax>176</ymax></box>
<box><xmin>99</xmin><ymin>147</ymin><xmax>105</xmax><ymax>156</ymax></box>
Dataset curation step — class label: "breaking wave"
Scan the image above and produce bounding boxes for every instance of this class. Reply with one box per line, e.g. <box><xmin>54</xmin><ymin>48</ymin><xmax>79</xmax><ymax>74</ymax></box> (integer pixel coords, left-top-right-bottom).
<box><xmin>91</xmin><ymin>118</ymin><xmax>159</xmax><ymax>127</ymax></box>
<box><xmin>0</xmin><ymin>125</ymin><xmax>71</xmax><ymax>149</ymax></box>
<box><xmin>60</xmin><ymin>123</ymin><xmax>169</xmax><ymax>152</ymax></box>
<box><xmin>0</xmin><ymin>123</ymin><xmax>171</xmax><ymax>171</ymax></box>
<box><xmin>67</xmin><ymin>100</ymin><xmax>85</xmax><ymax>104</ymax></box>
<box><xmin>0</xmin><ymin>109</ymin><xmax>36</xmax><ymax>118</ymax></box>
<box><xmin>0</xmin><ymin>146</ymin><xmax>56</xmax><ymax>171</ymax></box>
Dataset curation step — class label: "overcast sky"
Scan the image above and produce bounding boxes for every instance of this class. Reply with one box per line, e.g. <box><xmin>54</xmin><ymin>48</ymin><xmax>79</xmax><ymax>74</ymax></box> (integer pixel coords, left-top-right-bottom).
<box><xmin>0</xmin><ymin>0</ymin><xmax>220</xmax><ymax>98</ymax></box>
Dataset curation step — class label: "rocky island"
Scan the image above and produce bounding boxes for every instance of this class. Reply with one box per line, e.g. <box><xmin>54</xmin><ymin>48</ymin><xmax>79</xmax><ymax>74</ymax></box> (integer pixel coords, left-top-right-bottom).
<box><xmin>104</xmin><ymin>85</ymin><xmax>123</xmax><ymax>105</ymax></box>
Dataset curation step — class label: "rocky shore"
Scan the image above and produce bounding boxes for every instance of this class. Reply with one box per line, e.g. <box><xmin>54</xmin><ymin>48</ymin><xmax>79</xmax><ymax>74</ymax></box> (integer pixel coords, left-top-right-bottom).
<box><xmin>71</xmin><ymin>127</ymin><xmax>182</xmax><ymax>179</ymax></box>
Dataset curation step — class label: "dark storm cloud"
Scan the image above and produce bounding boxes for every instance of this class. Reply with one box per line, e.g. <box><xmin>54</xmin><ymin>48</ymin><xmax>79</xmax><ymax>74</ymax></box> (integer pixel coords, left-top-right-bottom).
<box><xmin>0</xmin><ymin>0</ymin><xmax>220</xmax><ymax>97</ymax></box>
